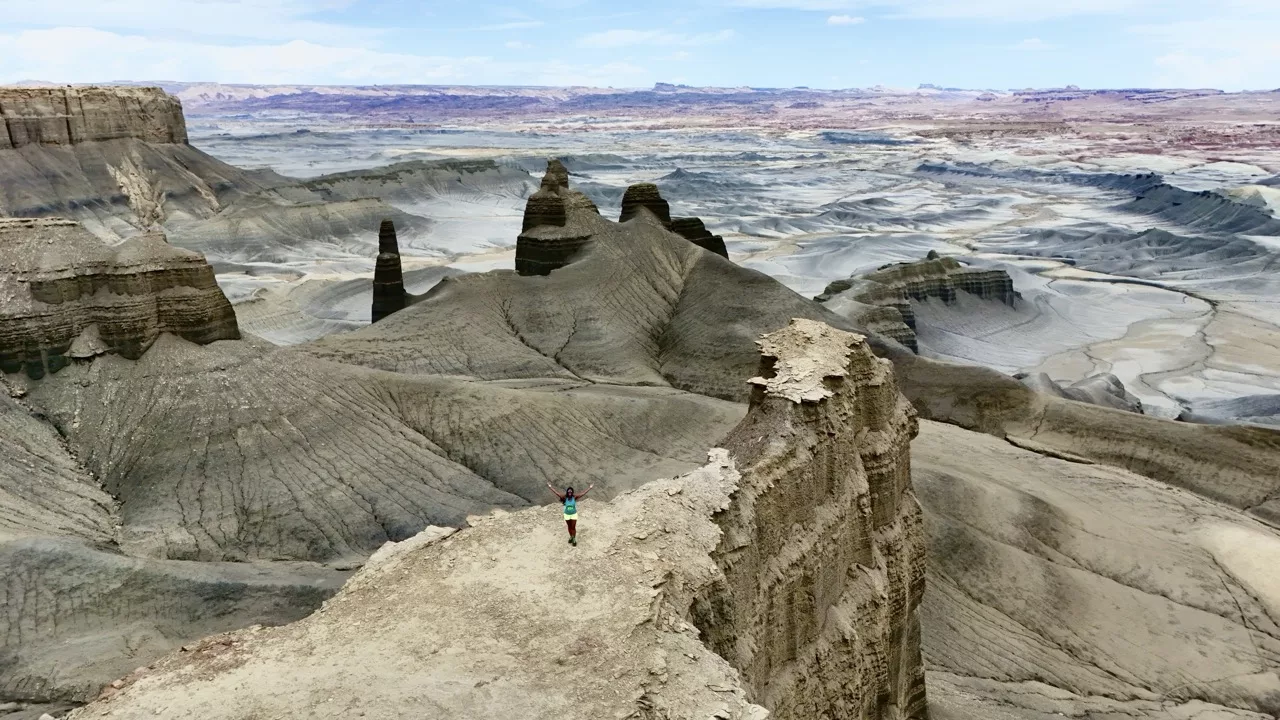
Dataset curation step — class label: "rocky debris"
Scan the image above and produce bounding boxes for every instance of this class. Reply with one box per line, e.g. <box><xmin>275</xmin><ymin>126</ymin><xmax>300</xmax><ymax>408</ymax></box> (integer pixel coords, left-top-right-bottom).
<box><xmin>371</xmin><ymin>219</ymin><xmax>406</xmax><ymax>323</ymax></box>
<box><xmin>515</xmin><ymin>159</ymin><xmax>601</xmax><ymax>276</ymax></box>
<box><xmin>69</xmin><ymin>318</ymin><xmax>926</xmax><ymax>720</ymax></box>
<box><xmin>670</xmin><ymin>216</ymin><xmax>729</xmax><ymax>258</ymax></box>
<box><xmin>1180</xmin><ymin>393</ymin><xmax>1280</xmax><ymax>427</ymax></box>
<box><xmin>0</xmin><ymin>86</ymin><xmax>187</xmax><ymax>149</ymax></box>
<box><xmin>619</xmin><ymin>182</ymin><xmax>673</xmax><ymax>225</ymax></box>
<box><xmin>1017</xmin><ymin>371</ymin><xmax>1144</xmax><ymax>414</ymax></box>
<box><xmin>0</xmin><ymin>218</ymin><xmax>239</xmax><ymax>378</ymax></box>
<box><xmin>817</xmin><ymin>254</ymin><xmax>1020</xmax><ymax>353</ymax></box>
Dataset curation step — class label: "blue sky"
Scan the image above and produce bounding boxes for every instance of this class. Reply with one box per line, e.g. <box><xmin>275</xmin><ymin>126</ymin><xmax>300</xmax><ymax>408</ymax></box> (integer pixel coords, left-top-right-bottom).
<box><xmin>1</xmin><ymin>0</ymin><xmax>1277</xmax><ymax>90</ymax></box>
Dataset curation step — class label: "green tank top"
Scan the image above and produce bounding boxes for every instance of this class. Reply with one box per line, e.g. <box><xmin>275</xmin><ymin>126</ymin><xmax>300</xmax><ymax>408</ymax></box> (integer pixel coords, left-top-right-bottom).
<box><xmin>564</xmin><ymin>497</ymin><xmax>577</xmax><ymax>515</ymax></box>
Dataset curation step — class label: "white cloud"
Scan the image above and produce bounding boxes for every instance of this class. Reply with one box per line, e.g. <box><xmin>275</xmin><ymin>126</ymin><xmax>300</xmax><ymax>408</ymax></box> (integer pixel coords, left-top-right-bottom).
<box><xmin>505</xmin><ymin>40</ymin><xmax>533</xmax><ymax>49</ymax></box>
<box><xmin>1012</xmin><ymin>38</ymin><xmax>1052</xmax><ymax>50</ymax></box>
<box><xmin>2</xmin><ymin>0</ymin><xmax>373</xmax><ymax>45</ymax></box>
<box><xmin>1135</xmin><ymin>7</ymin><xmax>1280</xmax><ymax>90</ymax></box>
<box><xmin>476</xmin><ymin>21</ymin><xmax>545</xmax><ymax>30</ymax></box>
<box><xmin>728</xmin><ymin>0</ymin><xmax>855</xmax><ymax>8</ymax></box>
<box><xmin>826</xmin><ymin>14</ymin><xmax>865</xmax><ymax>25</ymax></box>
<box><xmin>577</xmin><ymin>29</ymin><xmax>735</xmax><ymax>49</ymax></box>
<box><xmin>729</xmin><ymin>0</ymin><xmax>1148</xmax><ymax>20</ymax></box>
<box><xmin>0</xmin><ymin>26</ymin><xmax>649</xmax><ymax>87</ymax></box>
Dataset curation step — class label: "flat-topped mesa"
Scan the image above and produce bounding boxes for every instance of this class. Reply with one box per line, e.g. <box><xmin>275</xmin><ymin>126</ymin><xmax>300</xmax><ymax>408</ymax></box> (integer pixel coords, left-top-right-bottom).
<box><xmin>618</xmin><ymin>182</ymin><xmax>672</xmax><ymax>226</ymax></box>
<box><xmin>0</xmin><ymin>86</ymin><xmax>188</xmax><ymax>149</ymax></box>
<box><xmin>670</xmin><ymin>216</ymin><xmax>729</xmax><ymax>258</ymax></box>
<box><xmin>696</xmin><ymin>318</ymin><xmax>928</xmax><ymax>719</ymax></box>
<box><xmin>817</xmin><ymin>254</ymin><xmax>1020</xmax><ymax>353</ymax></box>
<box><xmin>516</xmin><ymin>159</ymin><xmax>601</xmax><ymax>276</ymax></box>
<box><xmin>0</xmin><ymin>218</ymin><xmax>238</xmax><ymax>378</ymax></box>
<box><xmin>862</xmin><ymin>255</ymin><xmax>1019</xmax><ymax>307</ymax></box>
<box><xmin>371</xmin><ymin>219</ymin><xmax>407</xmax><ymax>323</ymax></box>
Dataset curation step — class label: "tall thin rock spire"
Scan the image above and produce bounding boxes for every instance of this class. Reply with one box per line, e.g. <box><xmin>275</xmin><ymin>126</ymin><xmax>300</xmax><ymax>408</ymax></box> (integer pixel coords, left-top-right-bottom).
<box><xmin>372</xmin><ymin>219</ymin><xmax>406</xmax><ymax>323</ymax></box>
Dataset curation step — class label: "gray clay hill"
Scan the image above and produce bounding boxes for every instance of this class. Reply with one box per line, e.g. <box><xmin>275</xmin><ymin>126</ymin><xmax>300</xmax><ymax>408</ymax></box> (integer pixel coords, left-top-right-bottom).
<box><xmin>0</xmin><ymin>88</ymin><xmax>1278</xmax><ymax>720</ymax></box>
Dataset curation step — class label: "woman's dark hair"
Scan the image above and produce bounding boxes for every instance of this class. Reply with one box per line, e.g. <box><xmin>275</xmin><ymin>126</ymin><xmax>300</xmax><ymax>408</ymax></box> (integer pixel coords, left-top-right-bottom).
<box><xmin>566</xmin><ymin>487</ymin><xmax>575</xmax><ymax>496</ymax></box>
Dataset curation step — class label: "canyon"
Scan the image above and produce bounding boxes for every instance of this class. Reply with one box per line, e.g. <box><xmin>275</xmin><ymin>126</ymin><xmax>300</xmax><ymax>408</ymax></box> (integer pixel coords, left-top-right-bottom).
<box><xmin>1</xmin><ymin>85</ymin><xmax>1279</xmax><ymax>720</ymax></box>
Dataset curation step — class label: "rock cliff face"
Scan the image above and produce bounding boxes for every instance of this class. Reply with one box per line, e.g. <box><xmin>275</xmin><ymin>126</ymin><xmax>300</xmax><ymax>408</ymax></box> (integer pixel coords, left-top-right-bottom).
<box><xmin>0</xmin><ymin>86</ymin><xmax>187</xmax><ymax>148</ymax></box>
<box><xmin>0</xmin><ymin>218</ymin><xmax>239</xmax><ymax>378</ymax></box>
<box><xmin>68</xmin><ymin>319</ymin><xmax>928</xmax><ymax>720</ymax></box>
<box><xmin>515</xmin><ymin>159</ymin><xmax>601</xmax><ymax>276</ymax></box>
<box><xmin>818</xmin><ymin>254</ymin><xmax>1020</xmax><ymax>353</ymax></box>
<box><xmin>695</xmin><ymin>319</ymin><xmax>928</xmax><ymax>719</ymax></box>
<box><xmin>671</xmin><ymin>216</ymin><xmax>729</xmax><ymax>258</ymax></box>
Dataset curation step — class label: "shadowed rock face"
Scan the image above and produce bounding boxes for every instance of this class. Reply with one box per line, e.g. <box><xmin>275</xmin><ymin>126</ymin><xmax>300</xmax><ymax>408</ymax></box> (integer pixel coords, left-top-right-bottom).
<box><xmin>0</xmin><ymin>218</ymin><xmax>239</xmax><ymax>378</ymax></box>
<box><xmin>516</xmin><ymin>166</ymin><xmax>728</xmax><ymax>276</ymax></box>
<box><xmin>515</xmin><ymin>159</ymin><xmax>601</xmax><ymax>276</ymax></box>
<box><xmin>670</xmin><ymin>216</ymin><xmax>729</xmax><ymax>258</ymax></box>
<box><xmin>371</xmin><ymin>220</ymin><xmax>406</xmax><ymax>323</ymax></box>
<box><xmin>0</xmin><ymin>86</ymin><xmax>187</xmax><ymax>148</ymax></box>
<box><xmin>619</xmin><ymin>182</ymin><xmax>672</xmax><ymax>225</ymax></box>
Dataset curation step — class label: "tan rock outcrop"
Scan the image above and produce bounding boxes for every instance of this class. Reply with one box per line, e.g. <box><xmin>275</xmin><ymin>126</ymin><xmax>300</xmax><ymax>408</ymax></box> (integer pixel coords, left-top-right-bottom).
<box><xmin>0</xmin><ymin>218</ymin><xmax>238</xmax><ymax>378</ymax></box>
<box><xmin>695</xmin><ymin>319</ymin><xmax>927</xmax><ymax>718</ymax></box>
<box><xmin>0</xmin><ymin>86</ymin><xmax>187</xmax><ymax>148</ymax></box>
<box><xmin>69</xmin><ymin>319</ymin><xmax>928</xmax><ymax>720</ymax></box>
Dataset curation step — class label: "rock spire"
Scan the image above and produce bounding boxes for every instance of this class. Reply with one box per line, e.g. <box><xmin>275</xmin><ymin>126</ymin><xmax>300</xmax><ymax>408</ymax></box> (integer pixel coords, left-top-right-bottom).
<box><xmin>371</xmin><ymin>219</ymin><xmax>408</xmax><ymax>323</ymax></box>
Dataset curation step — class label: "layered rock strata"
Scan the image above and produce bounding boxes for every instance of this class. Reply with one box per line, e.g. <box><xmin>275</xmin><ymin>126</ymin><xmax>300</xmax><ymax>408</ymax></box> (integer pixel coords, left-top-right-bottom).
<box><xmin>695</xmin><ymin>319</ymin><xmax>928</xmax><ymax>719</ymax></box>
<box><xmin>820</xmin><ymin>255</ymin><xmax>1019</xmax><ymax>310</ymax></box>
<box><xmin>671</xmin><ymin>216</ymin><xmax>729</xmax><ymax>258</ymax></box>
<box><xmin>515</xmin><ymin>159</ymin><xmax>601</xmax><ymax>276</ymax></box>
<box><xmin>0</xmin><ymin>86</ymin><xmax>187</xmax><ymax>148</ymax></box>
<box><xmin>515</xmin><ymin>165</ymin><xmax>731</xmax><ymax>275</ymax></box>
<box><xmin>0</xmin><ymin>218</ymin><xmax>239</xmax><ymax>378</ymax></box>
<box><xmin>618</xmin><ymin>183</ymin><xmax>729</xmax><ymax>257</ymax></box>
<box><xmin>371</xmin><ymin>219</ymin><xmax>407</xmax><ymax>323</ymax></box>
<box><xmin>619</xmin><ymin>182</ymin><xmax>672</xmax><ymax>224</ymax></box>
<box><xmin>69</xmin><ymin>318</ymin><xmax>928</xmax><ymax>720</ymax></box>
<box><xmin>817</xmin><ymin>254</ymin><xmax>1020</xmax><ymax>353</ymax></box>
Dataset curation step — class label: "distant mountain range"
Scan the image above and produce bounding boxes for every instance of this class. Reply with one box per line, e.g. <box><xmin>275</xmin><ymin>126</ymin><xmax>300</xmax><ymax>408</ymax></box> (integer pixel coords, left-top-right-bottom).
<box><xmin>15</xmin><ymin>80</ymin><xmax>1274</xmax><ymax>127</ymax></box>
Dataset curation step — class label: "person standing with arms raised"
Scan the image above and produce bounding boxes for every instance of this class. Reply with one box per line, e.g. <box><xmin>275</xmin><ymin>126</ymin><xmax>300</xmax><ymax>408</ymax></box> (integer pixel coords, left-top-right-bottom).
<box><xmin>547</xmin><ymin>483</ymin><xmax>593</xmax><ymax>546</ymax></box>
